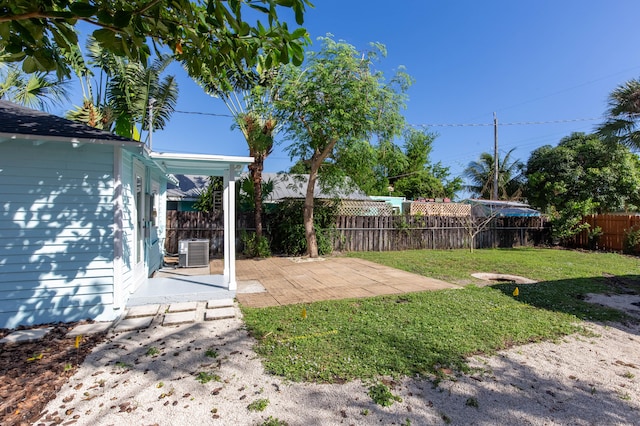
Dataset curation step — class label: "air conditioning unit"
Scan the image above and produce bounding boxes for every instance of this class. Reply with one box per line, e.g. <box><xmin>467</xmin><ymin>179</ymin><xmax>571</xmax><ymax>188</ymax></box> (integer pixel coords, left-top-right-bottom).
<box><xmin>178</xmin><ymin>239</ymin><xmax>209</xmax><ymax>268</ymax></box>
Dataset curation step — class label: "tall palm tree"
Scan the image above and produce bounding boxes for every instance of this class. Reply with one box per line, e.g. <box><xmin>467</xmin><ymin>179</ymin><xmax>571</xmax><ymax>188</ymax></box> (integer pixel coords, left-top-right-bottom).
<box><xmin>194</xmin><ymin>60</ymin><xmax>281</xmax><ymax>239</ymax></box>
<box><xmin>463</xmin><ymin>148</ymin><xmax>524</xmax><ymax>200</ymax></box>
<box><xmin>107</xmin><ymin>54</ymin><xmax>178</xmax><ymax>142</ymax></box>
<box><xmin>66</xmin><ymin>38</ymin><xmax>178</xmax><ymax>142</ymax></box>
<box><xmin>597</xmin><ymin>78</ymin><xmax>640</xmax><ymax>149</ymax></box>
<box><xmin>0</xmin><ymin>64</ymin><xmax>70</xmax><ymax>111</ymax></box>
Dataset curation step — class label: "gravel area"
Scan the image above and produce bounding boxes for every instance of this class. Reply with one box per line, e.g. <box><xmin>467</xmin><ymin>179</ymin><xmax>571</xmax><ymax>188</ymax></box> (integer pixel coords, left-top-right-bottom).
<box><xmin>34</xmin><ymin>298</ymin><xmax>640</xmax><ymax>426</ymax></box>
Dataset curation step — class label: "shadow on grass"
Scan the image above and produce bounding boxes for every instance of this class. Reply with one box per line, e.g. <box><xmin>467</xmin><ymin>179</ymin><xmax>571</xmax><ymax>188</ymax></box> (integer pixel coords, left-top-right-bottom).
<box><xmin>489</xmin><ymin>274</ymin><xmax>640</xmax><ymax>334</ymax></box>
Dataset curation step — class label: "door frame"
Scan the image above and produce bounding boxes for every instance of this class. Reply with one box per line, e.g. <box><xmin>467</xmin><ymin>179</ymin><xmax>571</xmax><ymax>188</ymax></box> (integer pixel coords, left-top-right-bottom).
<box><xmin>133</xmin><ymin>159</ymin><xmax>146</xmax><ymax>282</ymax></box>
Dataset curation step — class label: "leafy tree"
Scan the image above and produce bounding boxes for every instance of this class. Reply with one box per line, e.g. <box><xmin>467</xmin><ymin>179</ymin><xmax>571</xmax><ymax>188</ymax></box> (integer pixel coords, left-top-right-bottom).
<box><xmin>332</xmin><ymin>139</ymin><xmax>379</xmax><ymax>194</ymax></box>
<box><xmin>237</xmin><ymin>175</ymin><xmax>275</xmax><ymax>214</ymax></box>
<box><xmin>275</xmin><ymin>37</ymin><xmax>412</xmax><ymax>257</ymax></box>
<box><xmin>597</xmin><ymin>78</ymin><xmax>640</xmax><ymax>149</ymax></box>
<box><xmin>107</xmin><ymin>53</ymin><xmax>178</xmax><ymax>140</ymax></box>
<box><xmin>193</xmin><ymin>176</ymin><xmax>223</xmax><ymax>212</ymax></box>
<box><xmin>525</xmin><ymin>132</ymin><xmax>640</xmax><ymax>242</ymax></box>
<box><xmin>0</xmin><ymin>0</ymin><xmax>311</xmax><ymax>79</ymax></box>
<box><xmin>389</xmin><ymin>128</ymin><xmax>461</xmax><ymax>199</ymax></box>
<box><xmin>374</xmin><ymin>138</ymin><xmax>408</xmax><ymax>192</ymax></box>
<box><xmin>267</xmin><ymin>198</ymin><xmax>338</xmax><ymax>256</ymax></box>
<box><xmin>0</xmin><ymin>63</ymin><xmax>69</xmax><ymax>110</ymax></box>
<box><xmin>463</xmin><ymin>148</ymin><xmax>524</xmax><ymax>200</ymax></box>
<box><xmin>333</xmin><ymin>128</ymin><xmax>461</xmax><ymax>199</ymax></box>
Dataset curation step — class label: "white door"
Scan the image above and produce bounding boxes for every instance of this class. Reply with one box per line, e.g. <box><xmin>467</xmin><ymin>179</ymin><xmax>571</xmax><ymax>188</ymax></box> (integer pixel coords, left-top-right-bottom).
<box><xmin>134</xmin><ymin>160</ymin><xmax>146</xmax><ymax>281</ymax></box>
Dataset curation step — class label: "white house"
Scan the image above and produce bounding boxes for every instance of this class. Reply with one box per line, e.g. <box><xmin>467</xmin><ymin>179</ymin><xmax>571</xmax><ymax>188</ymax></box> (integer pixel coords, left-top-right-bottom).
<box><xmin>0</xmin><ymin>100</ymin><xmax>251</xmax><ymax>328</ymax></box>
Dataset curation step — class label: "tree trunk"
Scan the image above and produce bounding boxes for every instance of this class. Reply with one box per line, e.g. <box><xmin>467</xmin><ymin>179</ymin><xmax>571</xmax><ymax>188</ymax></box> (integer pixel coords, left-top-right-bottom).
<box><xmin>304</xmin><ymin>163</ymin><xmax>320</xmax><ymax>258</ymax></box>
<box><xmin>249</xmin><ymin>158</ymin><xmax>264</xmax><ymax>238</ymax></box>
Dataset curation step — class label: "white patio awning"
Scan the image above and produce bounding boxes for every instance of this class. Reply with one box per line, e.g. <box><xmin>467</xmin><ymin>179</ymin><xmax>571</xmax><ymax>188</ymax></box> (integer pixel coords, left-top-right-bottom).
<box><xmin>149</xmin><ymin>151</ymin><xmax>253</xmax><ymax>176</ymax></box>
<box><xmin>149</xmin><ymin>151</ymin><xmax>254</xmax><ymax>291</ymax></box>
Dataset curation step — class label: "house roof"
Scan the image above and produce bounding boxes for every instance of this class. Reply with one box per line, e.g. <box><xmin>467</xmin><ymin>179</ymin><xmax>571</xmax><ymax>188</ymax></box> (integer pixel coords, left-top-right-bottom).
<box><xmin>1</xmin><ymin>100</ymin><xmax>253</xmax><ymax>182</ymax></box>
<box><xmin>0</xmin><ymin>100</ymin><xmax>142</xmax><ymax>146</ymax></box>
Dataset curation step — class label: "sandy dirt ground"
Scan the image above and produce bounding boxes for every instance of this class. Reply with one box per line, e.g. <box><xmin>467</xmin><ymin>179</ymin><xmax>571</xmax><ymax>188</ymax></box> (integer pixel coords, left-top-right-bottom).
<box><xmin>35</xmin><ymin>296</ymin><xmax>640</xmax><ymax>426</ymax></box>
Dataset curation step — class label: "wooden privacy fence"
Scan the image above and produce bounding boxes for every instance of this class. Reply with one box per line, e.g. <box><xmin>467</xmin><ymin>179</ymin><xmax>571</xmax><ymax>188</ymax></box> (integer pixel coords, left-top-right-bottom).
<box><xmin>164</xmin><ymin>211</ymin><xmax>254</xmax><ymax>255</ymax></box>
<box><xmin>332</xmin><ymin>215</ymin><xmax>547</xmax><ymax>252</ymax></box>
<box><xmin>165</xmin><ymin>211</ymin><xmax>547</xmax><ymax>256</ymax></box>
<box><xmin>574</xmin><ymin>214</ymin><xmax>640</xmax><ymax>252</ymax></box>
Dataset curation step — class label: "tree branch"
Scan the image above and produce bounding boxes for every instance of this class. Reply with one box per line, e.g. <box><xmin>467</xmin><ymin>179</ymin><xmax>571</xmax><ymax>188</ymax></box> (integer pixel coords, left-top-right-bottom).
<box><xmin>136</xmin><ymin>0</ymin><xmax>164</xmax><ymax>15</ymax></box>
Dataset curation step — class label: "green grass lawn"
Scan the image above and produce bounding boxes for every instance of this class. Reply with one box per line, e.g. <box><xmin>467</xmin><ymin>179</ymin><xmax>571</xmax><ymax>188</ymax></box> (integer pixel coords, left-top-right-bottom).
<box><xmin>241</xmin><ymin>248</ymin><xmax>640</xmax><ymax>383</ymax></box>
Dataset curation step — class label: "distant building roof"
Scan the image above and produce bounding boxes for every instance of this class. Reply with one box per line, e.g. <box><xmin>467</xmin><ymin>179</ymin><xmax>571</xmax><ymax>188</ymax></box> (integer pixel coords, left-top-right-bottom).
<box><xmin>165</xmin><ymin>172</ymin><xmax>371</xmax><ymax>202</ymax></box>
<box><xmin>166</xmin><ymin>175</ymin><xmax>211</xmax><ymax>201</ymax></box>
<box><xmin>264</xmin><ymin>173</ymin><xmax>370</xmax><ymax>201</ymax></box>
<box><xmin>463</xmin><ymin>199</ymin><xmax>541</xmax><ymax>217</ymax></box>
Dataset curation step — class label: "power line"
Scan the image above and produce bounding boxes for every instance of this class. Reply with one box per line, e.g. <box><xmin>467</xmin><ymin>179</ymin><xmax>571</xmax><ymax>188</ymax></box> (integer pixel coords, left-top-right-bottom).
<box><xmin>412</xmin><ymin>117</ymin><xmax>602</xmax><ymax>128</ymax></box>
<box><xmin>174</xmin><ymin>108</ymin><xmax>605</xmax><ymax>127</ymax></box>
<box><xmin>174</xmin><ymin>110</ymin><xmax>234</xmax><ymax>117</ymax></box>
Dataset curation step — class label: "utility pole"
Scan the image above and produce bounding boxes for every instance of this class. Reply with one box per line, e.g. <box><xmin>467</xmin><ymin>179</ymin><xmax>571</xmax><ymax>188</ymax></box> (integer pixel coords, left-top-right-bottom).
<box><xmin>492</xmin><ymin>112</ymin><xmax>498</xmax><ymax>201</ymax></box>
<box><xmin>148</xmin><ymin>98</ymin><xmax>156</xmax><ymax>150</ymax></box>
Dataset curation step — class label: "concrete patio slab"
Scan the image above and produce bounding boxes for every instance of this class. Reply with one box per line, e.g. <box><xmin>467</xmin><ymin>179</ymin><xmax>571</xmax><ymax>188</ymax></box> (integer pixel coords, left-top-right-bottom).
<box><xmin>238</xmin><ymin>280</ymin><xmax>266</xmax><ymax>293</ymax></box>
<box><xmin>0</xmin><ymin>327</ymin><xmax>52</xmax><ymax>344</ymax></box>
<box><xmin>145</xmin><ymin>256</ymin><xmax>459</xmax><ymax>310</ymax></box>
<box><xmin>228</xmin><ymin>256</ymin><xmax>461</xmax><ymax>308</ymax></box>
<box><xmin>127</xmin><ymin>272</ymin><xmax>234</xmax><ymax>307</ymax></box>
<box><xmin>235</xmin><ymin>293</ymin><xmax>279</xmax><ymax>308</ymax></box>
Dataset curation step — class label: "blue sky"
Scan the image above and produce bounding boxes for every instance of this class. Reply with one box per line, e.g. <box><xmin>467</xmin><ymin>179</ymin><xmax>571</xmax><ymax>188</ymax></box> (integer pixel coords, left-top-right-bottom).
<box><xmin>67</xmin><ymin>1</ymin><xmax>640</xmax><ymax>193</ymax></box>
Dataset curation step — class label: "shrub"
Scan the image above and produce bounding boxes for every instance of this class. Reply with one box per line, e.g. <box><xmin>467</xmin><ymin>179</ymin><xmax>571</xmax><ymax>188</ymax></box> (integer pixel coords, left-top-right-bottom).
<box><xmin>267</xmin><ymin>199</ymin><xmax>338</xmax><ymax>256</ymax></box>
<box><xmin>587</xmin><ymin>226</ymin><xmax>603</xmax><ymax>250</ymax></box>
<box><xmin>241</xmin><ymin>231</ymin><xmax>271</xmax><ymax>258</ymax></box>
<box><xmin>623</xmin><ymin>226</ymin><xmax>640</xmax><ymax>254</ymax></box>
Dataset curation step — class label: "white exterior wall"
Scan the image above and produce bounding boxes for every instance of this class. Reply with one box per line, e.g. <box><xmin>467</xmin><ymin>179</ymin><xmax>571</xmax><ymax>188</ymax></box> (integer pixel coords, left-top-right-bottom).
<box><xmin>0</xmin><ymin>140</ymin><xmax>117</xmax><ymax>328</ymax></box>
<box><xmin>119</xmin><ymin>150</ymin><xmax>136</xmax><ymax>298</ymax></box>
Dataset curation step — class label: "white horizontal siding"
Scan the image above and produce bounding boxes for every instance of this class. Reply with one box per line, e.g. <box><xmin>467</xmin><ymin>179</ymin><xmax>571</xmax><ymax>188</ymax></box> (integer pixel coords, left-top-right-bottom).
<box><xmin>0</xmin><ymin>267</ymin><xmax>114</xmax><ymax>284</ymax></box>
<box><xmin>0</xmin><ymin>140</ymin><xmax>117</xmax><ymax>328</ymax></box>
<box><xmin>0</xmin><ymin>280</ymin><xmax>113</xmax><ymax>303</ymax></box>
<box><xmin>119</xmin><ymin>151</ymin><xmax>135</xmax><ymax>293</ymax></box>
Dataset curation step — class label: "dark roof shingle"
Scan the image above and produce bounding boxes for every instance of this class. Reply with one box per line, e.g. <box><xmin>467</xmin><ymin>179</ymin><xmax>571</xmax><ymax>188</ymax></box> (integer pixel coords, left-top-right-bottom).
<box><xmin>0</xmin><ymin>100</ymin><xmax>136</xmax><ymax>143</ymax></box>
